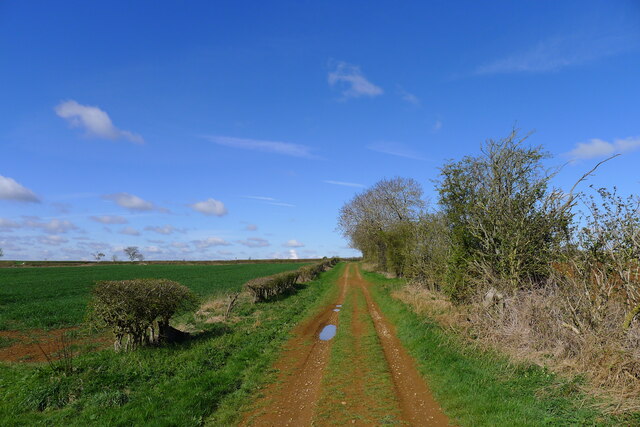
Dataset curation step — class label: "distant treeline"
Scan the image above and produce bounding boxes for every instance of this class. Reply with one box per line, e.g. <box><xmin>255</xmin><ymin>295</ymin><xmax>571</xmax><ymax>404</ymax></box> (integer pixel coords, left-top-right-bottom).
<box><xmin>0</xmin><ymin>257</ymin><xmax>361</xmax><ymax>269</ymax></box>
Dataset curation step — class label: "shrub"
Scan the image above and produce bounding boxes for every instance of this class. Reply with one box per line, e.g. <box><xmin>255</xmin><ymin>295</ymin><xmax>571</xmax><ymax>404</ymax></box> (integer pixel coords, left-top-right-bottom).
<box><xmin>88</xmin><ymin>279</ymin><xmax>197</xmax><ymax>351</ymax></box>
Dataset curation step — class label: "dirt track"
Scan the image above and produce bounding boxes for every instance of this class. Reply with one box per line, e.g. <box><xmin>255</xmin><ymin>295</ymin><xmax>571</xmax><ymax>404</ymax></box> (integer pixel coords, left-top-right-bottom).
<box><xmin>242</xmin><ymin>264</ymin><xmax>450</xmax><ymax>426</ymax></box>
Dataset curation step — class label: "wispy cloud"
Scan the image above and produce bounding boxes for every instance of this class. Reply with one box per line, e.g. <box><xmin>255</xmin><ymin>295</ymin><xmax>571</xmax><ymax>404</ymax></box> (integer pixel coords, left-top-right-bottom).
<box><xmin>244</xmin><ymin>195</ymin><xmax>295</xmax><ymax>207</ymax></box>
<box><xmin>55</xmin><ymin>100</ymin><xmax>144</xmax><ymax>144</ymax></box>
<box><xmin>432</xmin><ymin>119</ymin><xmax>443</xmax><ymax>132</ymax></box>
<box><xmin>476</xmin><ymin>32</ymin><xmax>635</xmax><ymax>75</ymax></box>
<box><xmin>89</xmin><ymin>215</ymin><xmax>128</xmax><ymax>224</ymax></box>
<box><xmin>189</xmin><ymin>198</ymin><xmax>228</xmax><ymax>217</ymax></box>
<box><xmin>0</xmin><ymin>175</ymin><xmax>40</xmax><ymax>203</ymax></box>
<box><xmin>283</xmin><ymin>239</ymin><xmax>304</xmax><ymax>248</ymax></box>
<box><xmin>397</xmin><ymin>87</ymin><xmax>420</xmax><ymax>105</ymax></box>
<box><xmin>567</xmin><ymin>136</ymin><xmax>640</xmax><ymax>160</ymax></box>
<box><xmin>38</xmin><ymin>235</ymin><xmax>69</xmax><ymax>246</ymax></box>
<box><xmin>367</xmin><ymin>141</ymin><xmax>425</xmax><ymax>160</ymax></box>
<box><xmin>24</xmin><ymin>217</ymin><xmax>78</xmax><ymax>234</ymax></box>
<box><xmin>103</xmin><ymin>193</ymin><xmax>164</xmax><ymax>212</ymax></box>
<box><xmin>245</xmin><ymin>224</ymin><xmax>258</xmax><ymax>231</ymax></box>
<box><xmin>268</xmin><ymin>202</ymin><xmax>295</xmax><ymax>208</ymax></box>
<box><xmin>243</xmin><ymin>195</ymin><xmax>276</xmax><ymax>201</ymax></box>
<box><xmin>323</xmin><ymin>180</ymin><xmax>365</xmax><ymax>188</ymax></box>
<box><xmin>0</xmin><ymin>218</ymin><xmax>21</xmax><ymax>230</ymax></box>
<box><xmin>193</xmin><ymin>237</ymin><xmax>232</xmax><ymax>249</ymax></box>
<box><xmin>237</xmin><ymin>237</ymin><xmax>270</xmax><ymax>248</ymax></box>
<box><xmin>119</xmin><ymin>226</ymin><xmax>140</xmax><ymax>236</ymax></box>
<box><xmin>205</xmin><ymin>136</ymin><xmax>315</xmax><ymax>158</ymax></box>
<box><xmin>144</xmin><ymin>225</ymin><xmax>183</xmax><ymax>235</ymax></box>
<box><xmin>328</xmin><ymin>61</ymin><xmax>383</xmax><ymax>99</ymax></box>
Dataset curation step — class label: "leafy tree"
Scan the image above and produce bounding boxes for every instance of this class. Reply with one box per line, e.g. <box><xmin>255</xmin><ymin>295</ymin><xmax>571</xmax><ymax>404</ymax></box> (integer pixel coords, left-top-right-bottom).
<box><xmin>438</xmin><ymin>129</ymin><xmax>570</xmax><ymax>300</ymax></box>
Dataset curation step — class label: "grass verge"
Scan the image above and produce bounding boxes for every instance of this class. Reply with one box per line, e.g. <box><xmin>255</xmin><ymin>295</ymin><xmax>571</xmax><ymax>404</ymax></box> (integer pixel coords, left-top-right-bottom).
<box><xmin>363</xmin><ymin>269</ymin><xmax>639</xmax><ymax>426</ymax></box>
<box><xmin>0</xmin><ymin>264</ymin><xmax>343</xmax><ymax>426</ymax></box>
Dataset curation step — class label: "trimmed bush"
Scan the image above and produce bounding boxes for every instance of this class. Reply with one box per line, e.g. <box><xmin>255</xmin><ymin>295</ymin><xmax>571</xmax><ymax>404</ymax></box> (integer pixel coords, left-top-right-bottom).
<box><xmin>88</xmin><ymin>279</ymin><xmax>197</xmax><ymax>351</ymax></box>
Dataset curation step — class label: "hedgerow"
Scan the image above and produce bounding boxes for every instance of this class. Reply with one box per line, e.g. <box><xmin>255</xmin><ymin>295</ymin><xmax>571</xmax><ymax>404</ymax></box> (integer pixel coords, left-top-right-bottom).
<box><xmin>244</xmin><ymin>258</ymin><xmax>340</xmax><ymax>302</ymax></box>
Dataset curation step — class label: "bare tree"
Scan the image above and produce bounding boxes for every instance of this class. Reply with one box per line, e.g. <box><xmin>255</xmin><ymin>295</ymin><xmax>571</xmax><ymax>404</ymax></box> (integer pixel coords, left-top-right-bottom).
<box><xmin>0</xmin><ymin>248</ymin><xmax>3</xmax><ymax>258</ymax></box>
<box><xmin>92</xmin><ymin>252</ymin><xmax>105</xmax><ymax>262</ymax></box>
<box><xmin>124</xmin><ymin>246</ymin><xmax>143</xmax><ymax>262</ymax></box>
<box><xmin>338</xmin><ymin>177</ymin><xmax>425</xmax><ymax>273</ymax></box>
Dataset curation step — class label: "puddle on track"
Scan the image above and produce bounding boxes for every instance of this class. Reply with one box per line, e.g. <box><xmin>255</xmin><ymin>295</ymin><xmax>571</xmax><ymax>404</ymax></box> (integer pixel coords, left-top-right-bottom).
<box><xmin>319</xmin><ymin>325</ymin><xmax>337</xmax><ymax>341</ymax></box>
<box><xmin>336</xmin><ymin>304</ymin><xmax>342</xmax><ymax>307</ymax></box>
<box><xmin>333</xmin><ymin>309</ymin><xmax>340</xmax><ymax>312</ymax></box>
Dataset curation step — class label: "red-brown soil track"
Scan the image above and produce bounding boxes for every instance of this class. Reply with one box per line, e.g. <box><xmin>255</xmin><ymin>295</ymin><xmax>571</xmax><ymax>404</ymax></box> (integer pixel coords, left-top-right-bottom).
<box><xmin>242</xmin><ymin>263</ymin><xmax>451</xmax><ymax>426</ymax></box>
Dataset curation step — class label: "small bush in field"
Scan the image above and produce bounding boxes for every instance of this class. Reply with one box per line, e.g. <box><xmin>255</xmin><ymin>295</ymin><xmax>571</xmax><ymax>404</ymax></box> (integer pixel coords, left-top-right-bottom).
<box><xmin>88</xmin><ymin>279</ymin><xmax>197</xmax><ymax>351</ymax></box>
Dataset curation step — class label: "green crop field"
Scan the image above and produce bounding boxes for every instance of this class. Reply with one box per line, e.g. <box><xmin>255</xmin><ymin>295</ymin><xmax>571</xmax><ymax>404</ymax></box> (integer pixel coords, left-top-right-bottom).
<box><xmin>0</xmin><ymin>263</ymin><xmax>305</xmax><ymax>330</ymax></box>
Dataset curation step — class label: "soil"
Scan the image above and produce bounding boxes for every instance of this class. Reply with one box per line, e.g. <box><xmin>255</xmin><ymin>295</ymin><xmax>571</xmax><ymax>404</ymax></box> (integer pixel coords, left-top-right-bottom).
<box><xmin>242</xmin><ymin>264</ymin><xmax>451</xmax><ymax>426</ymax></box>
<box><xmin>0</xmin><ymin>328</ymin><xmax>111</xmax><ymax>363</ymax></box>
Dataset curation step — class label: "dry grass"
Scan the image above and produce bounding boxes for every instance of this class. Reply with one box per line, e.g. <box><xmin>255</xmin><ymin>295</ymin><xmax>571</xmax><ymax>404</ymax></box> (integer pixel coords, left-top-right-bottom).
<box><xmin>396</xmin><ymin>280</ymin><xmax>640</xmax><ymax>415</ymax></box>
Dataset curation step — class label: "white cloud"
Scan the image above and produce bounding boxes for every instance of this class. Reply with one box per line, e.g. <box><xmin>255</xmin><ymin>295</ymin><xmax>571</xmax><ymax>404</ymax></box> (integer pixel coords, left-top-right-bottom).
<box><xmin>103</xmin><ymin>193</ymin><xmax>158</xmax><ymax>211</ymax></box>
<box><xmin>190</xmin><ymin>198</ymin><xmax>228</xmax><ymax>216</ymax></box>
<box><xmin>90</xmin><ymin>215</ymin><xmax>128</xmax><ymax>224</ymax></box>
<box><xmin>145</xmin><ymin>225</ymin><xmax>182</xmax><ymax>235</ymax></box>
<box><xmin>367</xmin><ymin>141</ymin><xmax>425</xmax><ymax>160</ymax></box>
<box><xmin>323</xmin><ymin>180</ymin><xmax>365</xmax><ymax>188</ymax></box>
<box><xmin>25</xmin><ymin>218</ymin><xmax>78</xmax><ymax>234</ymax></box>
<box><xmin>0</xmin><ymin>218</ymin><xmax>21</xmax><ymax>230</ymax></box>
<box><xmin>476</xmin><ymin>33</ymin><xmax>633</xmax><ymax>75</ymax></box>
<box><xmin>432</xmin><ymin>119</ymin><xmax>443</xmax><ymax>132</ymax></box>
<box><xmin>288</xmin><ymin>249</ymin><xmax>299</xmax><ymax>260</ymax></box>
<box><xmin>568</xmin><ymin>136</ymin><xmax>640</xmax><ymax>159</ymax></box>
<box><xmin>284</xmin><ymin>239</ymin><xmax>304</xmax><ymax>248</ymax></box>
<box><xmin>0</xmin><ymin>175</ymin><xmax>40</xmax><ymax>202</ymax></box>
<box><xmin>328</xmin><ymin>61</ymin><xmax>383</xmax><ymax>99</ymax></box>
<box><xmin>237</xmin><ymin>237</ymin><xmax>270</xmax><ymax>248</ymax></box>
<box><xmin>54</xmin><ymin>100</ymin><xmax>144</xmax><ymax>144</ymax></box>
<box><xmin>205</xmin><ymin>136</ymin><xmax>314</xmax><ymax>158</ymax></box>
<box><xmin>245</xmin><ymin>224</ymin><xmax>258</xmax><ymax>231</ymax></box>
<box><xmin>119</xmin><ymin>226</ymin><xmax>140</xmax><ymax>236</ymax></box>
<box><xmin>193</xmin><ymin>237</ymin><xmax>232</xmax><ymax>249</ymax></box>
<box><xmin>38</xmin><ymin>235</ymin><xmax>69</xmax><ymax>246</ymax></box>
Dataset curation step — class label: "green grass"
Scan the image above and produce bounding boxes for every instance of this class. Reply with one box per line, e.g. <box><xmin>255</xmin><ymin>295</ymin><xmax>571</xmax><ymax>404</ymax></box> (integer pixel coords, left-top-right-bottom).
<box><xmin>0</xmin><ymin>263</ymin><xmax>305</xmax><ymax>330</ymax></box>
<box><xmin>0</xmin><ymin>264</ymin><xmax>343</xmax><ymax>426</ymax></box>
<box><xmin>363</xmin><ymin>269</ymin><xmax>639</xmax><ymax>426</ymax></box>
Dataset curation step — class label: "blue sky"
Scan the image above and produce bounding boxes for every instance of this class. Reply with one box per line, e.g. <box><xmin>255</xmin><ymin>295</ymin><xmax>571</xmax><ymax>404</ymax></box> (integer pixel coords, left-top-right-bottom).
<box><xmin>1</xmin><ymin>1</ymin><xmax>639</xmax><ymax>260</ymax></box>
